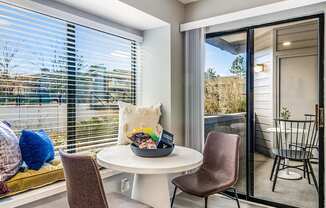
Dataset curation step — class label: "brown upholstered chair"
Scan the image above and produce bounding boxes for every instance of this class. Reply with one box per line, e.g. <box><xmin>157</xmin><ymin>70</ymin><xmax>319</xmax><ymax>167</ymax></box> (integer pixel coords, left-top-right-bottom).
<box><xmin>171</xmin><ymin>132</ymin><xmax>241</xmax><ymax>208</ymax></box>
<box><xmin>59</xmin><ymin>150</ymin><xmax>152</xmax><ymax>208</ymax></box>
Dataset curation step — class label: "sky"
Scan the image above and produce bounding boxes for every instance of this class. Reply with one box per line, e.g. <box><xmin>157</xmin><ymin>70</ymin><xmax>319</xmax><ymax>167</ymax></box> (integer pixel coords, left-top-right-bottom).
<box><xmin>205</xmin><ymin>42</ymin><xmax>238</xmax><ymax>76</ymax></box>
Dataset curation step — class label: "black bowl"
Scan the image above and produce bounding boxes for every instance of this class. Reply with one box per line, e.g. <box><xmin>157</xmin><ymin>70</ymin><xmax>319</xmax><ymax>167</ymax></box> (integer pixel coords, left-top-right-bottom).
<box><xmin>130</xmin><ymin>143</ymin><xmax>174</xmax><ymax>158</ymax></box>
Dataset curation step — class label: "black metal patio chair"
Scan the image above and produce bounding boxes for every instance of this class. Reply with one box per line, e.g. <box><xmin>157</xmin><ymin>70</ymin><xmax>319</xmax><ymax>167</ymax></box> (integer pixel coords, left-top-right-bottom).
<box><xmin>269</xmin><ymin>119</ymin><xmax>318</xmax><ymax>192</ymax></box>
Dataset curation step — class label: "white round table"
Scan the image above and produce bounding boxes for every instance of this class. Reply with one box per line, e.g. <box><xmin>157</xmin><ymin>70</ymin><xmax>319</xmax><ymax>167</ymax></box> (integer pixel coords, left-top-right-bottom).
<box><xmin>97</xmin><ymin>145</ymin><xmax>203</xmax><ymax>208</ymax></box>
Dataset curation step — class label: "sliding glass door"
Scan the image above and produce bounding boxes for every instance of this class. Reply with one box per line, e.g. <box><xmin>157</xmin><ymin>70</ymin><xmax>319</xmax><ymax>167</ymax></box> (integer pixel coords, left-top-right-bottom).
<box><xmin>253</xmin><ymin>18</ymin><xmax>322</xmax><ymax>208</ymax></box>
<box><xmin>204</xmin><ymin>31</ymin><xmax>248</xmax><ymax>194</ymax></box>
<box><xmin>205</xmin><ymin>14</ymin><xmax>324</xmax><ymax>208</ymax></box>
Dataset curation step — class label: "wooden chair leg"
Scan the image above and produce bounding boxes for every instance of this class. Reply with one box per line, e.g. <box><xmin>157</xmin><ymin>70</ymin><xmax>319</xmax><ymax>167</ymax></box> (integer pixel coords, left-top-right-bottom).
<box><xmin>270</xmin><ymin>156</ymin><xmax>278</xmax><ymax>181</ymax></box>
<box><xmin>171</xmin><ymin>186</ymin><xmax>177</xmax><ymax>208</ymax></box>
<box><xmin>307</xmin><ymin>160</ymin><xmax>319</xmax><ymax>192</ymax></box>
<box><xmin>272</xmin><ymin>157</ymin><xmax>281</xmax><ymax>192</ymax></box>
<box><xmin>205</xmin><ymin>197</ymin><xmax>208</xmax><ymax>208</ymax></box>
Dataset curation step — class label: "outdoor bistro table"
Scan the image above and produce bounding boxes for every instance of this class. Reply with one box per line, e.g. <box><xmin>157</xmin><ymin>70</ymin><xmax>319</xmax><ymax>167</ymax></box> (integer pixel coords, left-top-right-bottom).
<box><xmin>266</xmin><ymin>127</ymin><xmax>305</xmax><ymax>180</ymax></box>
<box><xmin>97</xmin><ymin>145</ymin><xmax>203</xmax><ymax>208</ymax></box>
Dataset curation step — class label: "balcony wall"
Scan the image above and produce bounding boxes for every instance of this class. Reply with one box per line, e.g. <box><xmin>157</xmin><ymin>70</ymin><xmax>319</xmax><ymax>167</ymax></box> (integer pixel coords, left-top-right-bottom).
<box><xmin>205</xmin><ymin>112</ymin><xmax>246</xmax><ymax>156</ymax></box>
<box><xmin>205</xmin><ymin>113</ymin><xmax>273</xmax><ymax>158</ymax></box>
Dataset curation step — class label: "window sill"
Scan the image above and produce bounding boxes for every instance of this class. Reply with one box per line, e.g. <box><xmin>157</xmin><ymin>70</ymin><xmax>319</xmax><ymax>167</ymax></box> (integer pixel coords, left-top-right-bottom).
<box><xmin>0</xmin><ymin>169</ymin><xmax>121</xmax><ymax>208</ymax></box>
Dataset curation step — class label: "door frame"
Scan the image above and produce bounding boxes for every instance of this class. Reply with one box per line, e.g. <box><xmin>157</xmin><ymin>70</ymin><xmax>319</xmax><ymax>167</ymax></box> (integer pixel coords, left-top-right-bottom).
<box><xmin>206</xmin><ymin>13</ymin><xmax>324</xmax><ymax>208</ymax></box>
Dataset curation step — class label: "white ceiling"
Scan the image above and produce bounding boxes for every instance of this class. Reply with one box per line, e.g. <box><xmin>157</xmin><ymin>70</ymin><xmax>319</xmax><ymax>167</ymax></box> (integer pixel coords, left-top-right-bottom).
<box><xmin>53</xmin><ymin>0</ymin><xmax>167</xmax><ymax>30</ymax></box>
<box><xmin>177</xmin><ymin>0</ymin><xmax>200</xmax><ymax>4</ymax></box>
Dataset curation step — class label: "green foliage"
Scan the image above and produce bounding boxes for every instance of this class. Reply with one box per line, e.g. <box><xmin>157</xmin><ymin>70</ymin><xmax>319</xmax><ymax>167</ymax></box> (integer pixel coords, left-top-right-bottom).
<box><xmin>229</xmin><ymin>55</ymin><xmax>246</xmax><ymax>77</ymax></box>
<box><xmin>280</xmin><ymin>107</ymin><xmax>291</xmax><ymax>120</ymax></box>
<box><xmin>205</xmin><ymin>67</ymin><xmax>217</xmax><ymax>80</ymax></box>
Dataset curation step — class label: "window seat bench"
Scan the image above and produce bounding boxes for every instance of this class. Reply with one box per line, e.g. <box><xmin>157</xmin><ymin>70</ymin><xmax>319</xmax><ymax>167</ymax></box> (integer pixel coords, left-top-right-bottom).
<box><xmin>0</xmin><ymin>160</ymin><xmax>64</xmax><ymax>199</ymax></box>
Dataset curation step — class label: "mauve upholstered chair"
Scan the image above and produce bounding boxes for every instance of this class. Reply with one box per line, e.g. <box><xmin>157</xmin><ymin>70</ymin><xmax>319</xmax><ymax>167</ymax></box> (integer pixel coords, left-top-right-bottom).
<box><xmin>171</xmin><ymin>132</ymin><xmax>241</xmax><ymax>208</ymax></box>
<box><xmin>59</xmin><ymin>150</ymin><xmax>152</xmax><ymax>208</ymax></box>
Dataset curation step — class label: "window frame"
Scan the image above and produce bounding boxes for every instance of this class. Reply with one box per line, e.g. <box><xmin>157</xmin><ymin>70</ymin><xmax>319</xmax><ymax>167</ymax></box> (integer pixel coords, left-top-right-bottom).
<box><xmin>0</xmin><ymin>1</ymin><xmax>139</xmax><ymax>153</ymax></box>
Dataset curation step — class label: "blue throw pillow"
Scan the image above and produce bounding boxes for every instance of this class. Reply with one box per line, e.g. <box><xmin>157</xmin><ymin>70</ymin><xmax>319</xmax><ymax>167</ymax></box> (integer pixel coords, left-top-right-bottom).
<box><xmin>19</xmin><ymin>129</ymin><xmax>55</xmax><ymax>170</ymax></box>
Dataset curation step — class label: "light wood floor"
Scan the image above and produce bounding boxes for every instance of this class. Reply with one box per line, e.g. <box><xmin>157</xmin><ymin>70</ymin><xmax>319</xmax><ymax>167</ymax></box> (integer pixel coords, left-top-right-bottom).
<box><xmin>173</xmin><ymin>193</ymin><xmax>267</xmax><ymax>208</ymax></box>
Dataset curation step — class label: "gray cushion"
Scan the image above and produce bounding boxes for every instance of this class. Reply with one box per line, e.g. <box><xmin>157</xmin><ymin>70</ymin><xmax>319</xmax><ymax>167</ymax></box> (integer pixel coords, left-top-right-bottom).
<box><xmin>0</xmin><ymin>121</ymin><xmax>22</xmax><ymax>182</ymax></box>
<box><xmin>107</xmin><ymin>192</ymin><xmax>152</xmax><ymax>208</ymax></box>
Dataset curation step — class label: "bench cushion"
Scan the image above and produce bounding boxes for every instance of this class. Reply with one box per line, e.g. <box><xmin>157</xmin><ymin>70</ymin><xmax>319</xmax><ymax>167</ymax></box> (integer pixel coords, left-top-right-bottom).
<box><xmin>0</xmin><ymin>159</ymin><xmax>64</xmax><ymax>198</ymax></box>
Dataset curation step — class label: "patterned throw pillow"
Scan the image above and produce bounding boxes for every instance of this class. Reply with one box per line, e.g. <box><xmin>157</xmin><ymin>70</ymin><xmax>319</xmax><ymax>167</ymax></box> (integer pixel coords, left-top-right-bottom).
<box><xmin>0</xmin><ymin>121</ymin><xmax>22</xmax><ymax>182</ymax></box>
<box><xmin>118</xmin><ymin>101</ymin><xmax>162</xmax><ymax>145</ymax></box>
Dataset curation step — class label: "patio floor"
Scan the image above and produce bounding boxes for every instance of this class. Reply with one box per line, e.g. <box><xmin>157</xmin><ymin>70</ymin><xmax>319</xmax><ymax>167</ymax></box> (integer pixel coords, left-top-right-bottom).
<box><xmin>234</xmin><ymin>153</ymin><xmax>318</xmax><ymax>208</ymax></box>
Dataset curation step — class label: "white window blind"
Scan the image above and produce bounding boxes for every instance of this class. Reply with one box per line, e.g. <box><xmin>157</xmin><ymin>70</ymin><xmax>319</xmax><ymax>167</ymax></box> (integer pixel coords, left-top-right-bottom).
<box><xmin>0</xmin><ymin>3</ymin><xmax>138</xmax><ymax>153</ymax></box>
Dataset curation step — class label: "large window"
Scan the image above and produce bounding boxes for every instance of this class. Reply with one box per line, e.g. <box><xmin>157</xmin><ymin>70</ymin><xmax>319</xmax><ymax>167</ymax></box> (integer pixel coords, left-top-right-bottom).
<box><xmin>0</xmin><ymin>3</ymin><xmax>138</xmax><ymax>153</ymax></box>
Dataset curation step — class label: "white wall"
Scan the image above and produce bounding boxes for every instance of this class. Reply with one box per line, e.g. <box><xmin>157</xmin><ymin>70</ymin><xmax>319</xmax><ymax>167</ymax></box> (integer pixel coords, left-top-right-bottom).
<box><xmin>254</xmin><ymin>31</ymin><xmax>274</xmax><ymax>155</ymax></box>
<box><xmin>184</xmin><ymin>0</ymin><xmax>283</xmax><ymax>22</ymax></box>
<box><xmin>120</xmin><ymin>0</ymin><xmax>186</xmax><ymax>145</ymax></box>
<box><xmin>206</xmin><ymin>3</ymin><xmax>326</xmax><ymax>34</ymax></box>
<box><xmin>275</xmin><ymin>21</ymin><xmax>318</xmax><ymax>120</ymax></box>
<box><xmin>140</xmin><ymin>26</ymin><xmax>172</xmax><ymax>130</ymax></box>
<box><xmin>29</xmin><ymin>0</ymin><xmax>143</xmax><ymax>37</ymax></box>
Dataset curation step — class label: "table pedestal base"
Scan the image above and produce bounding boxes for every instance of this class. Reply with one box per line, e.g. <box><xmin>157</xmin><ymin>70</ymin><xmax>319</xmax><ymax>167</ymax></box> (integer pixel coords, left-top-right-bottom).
<box><xmin>278</xmin><ymin>170</ymin><xmax>302</xmax><ymax>180</ymax></box>
<box><xmin>132</xmin><ymin>174</ymin><xmax>170</xmax><ymax>208</ymax></box>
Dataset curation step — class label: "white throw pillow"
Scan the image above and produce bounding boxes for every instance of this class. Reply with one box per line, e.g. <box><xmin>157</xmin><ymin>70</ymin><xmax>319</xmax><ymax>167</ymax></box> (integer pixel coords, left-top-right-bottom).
<box><xmin>118</xmin><ymin>102</ymin><xmax>162</xmax><ymax>145</ymax></box>
<box><xmin>0</xmin><ymin>121</ymin><xmax>22</xmax><ymax>182</ymax></box>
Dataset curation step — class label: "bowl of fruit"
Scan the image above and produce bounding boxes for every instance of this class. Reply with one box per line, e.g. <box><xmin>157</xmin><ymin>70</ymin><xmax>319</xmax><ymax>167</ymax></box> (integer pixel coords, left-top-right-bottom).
<box><xmin>128</xmin><ymin>127</ymin><xmax>174</xmax><ymax>158</ymax></box>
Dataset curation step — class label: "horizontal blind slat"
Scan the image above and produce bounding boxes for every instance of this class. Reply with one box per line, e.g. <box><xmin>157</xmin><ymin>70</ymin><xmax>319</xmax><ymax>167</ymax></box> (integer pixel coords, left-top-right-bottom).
<box><xmin>55</xmin><ymin>139</ymin><xmax>118</xmax><ymax>150</ymax></box>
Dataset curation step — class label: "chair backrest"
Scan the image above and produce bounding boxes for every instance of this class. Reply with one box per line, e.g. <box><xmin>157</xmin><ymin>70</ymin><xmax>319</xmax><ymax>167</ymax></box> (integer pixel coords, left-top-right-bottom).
<box><xmin>59</xmin><ymin>150</ymin><xmax>109</xmax><ymax>208</ymax></box>
<box><xmin>274</xmin><ymin>119</ymin><xmax>317</xmax><ymax>159</ymax></box>
<box><xmin>201</xmin><ymin>132</ymin><xmax>240</xmax><ymax>186</ymax></box>
<box><xmin>304</xmin><ymin>114</ymin><xmax>319</xmax><ymax>148</ymax></box>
